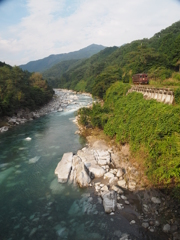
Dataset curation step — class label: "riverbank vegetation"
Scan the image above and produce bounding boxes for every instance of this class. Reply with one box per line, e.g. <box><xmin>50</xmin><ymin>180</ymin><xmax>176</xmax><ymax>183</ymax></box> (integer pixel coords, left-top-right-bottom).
<box><xmin>0</xmin><ymin>62</ymin><xmax>54</xmax><ymax>117</ymax></box>
<box><xmin>78</xmin><ymin>82</ymin><xmax>180</xmax><ymax>199</ymax></box>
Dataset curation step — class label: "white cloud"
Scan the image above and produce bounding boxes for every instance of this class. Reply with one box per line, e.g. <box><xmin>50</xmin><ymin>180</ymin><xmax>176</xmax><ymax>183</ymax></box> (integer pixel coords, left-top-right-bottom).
<box><xmin>0</xmin><ymin>0</ymin><xmax>180</xmax><ymax>65</ymax></box>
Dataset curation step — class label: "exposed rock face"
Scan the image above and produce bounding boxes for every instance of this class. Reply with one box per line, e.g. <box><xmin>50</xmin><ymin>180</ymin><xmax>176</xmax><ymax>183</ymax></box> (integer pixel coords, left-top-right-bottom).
<box><xmin>102</xmin><ymin>190</ymin><xmax>117</xmax><ymax>213</ymax></box>
<box><xmin>54</xmin><ymin>142</ymin><xmax>132</xmax><ymax>214</ymax></box>
<box><xmin>86</xmin><ymin>163</ymin><xmax>105</xmax><ymax>178</ymax></box>
<box><xmin>55</xmin><ymin>147</ymin><xmax>107</xmax><ymax>187</ymax></box>
<box><xmin>104</xmin><ymin>172</ymin><xmax>114</xmax><ymax>179</ymax></box>
<box><xmin>77</xmin><ymin>148</ymin><xmax>105</xmax><ymax>178</ymax></box>
<box><xmin>73</xmin><ymin>156</ymin><xmax>91</xmax><ymax>187</ymax></box>
<box><xmin>55</xmin><ymin>152</ymin><xmax>73</xmax><ymax>183</ymax></box>
<box><xmin>54</xmin><ymin>140</ymin><xmax>180</xmax><ymax>239</ymax></box>
<box><xmin>95</xmin><ymin>150</ymin><xmax>111</xmax><ymax>166</ymax></box>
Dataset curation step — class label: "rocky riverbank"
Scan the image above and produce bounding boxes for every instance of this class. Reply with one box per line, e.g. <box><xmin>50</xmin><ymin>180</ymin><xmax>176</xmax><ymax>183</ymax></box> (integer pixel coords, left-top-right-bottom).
<box><xmin>55</xmin><ymin>136</ymin><xmax>180</xmax><ymax>239</ymax></box>
<box><xmin>0</xmin><ymin>89</ymin><xmax>81</xmax><ymax>133</ymax></box>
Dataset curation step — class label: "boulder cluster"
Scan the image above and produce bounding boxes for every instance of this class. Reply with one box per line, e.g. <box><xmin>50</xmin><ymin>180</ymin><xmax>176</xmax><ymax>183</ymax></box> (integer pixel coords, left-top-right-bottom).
<box><xmin>55</xmin><ymin>145</ymin><xmax>136</xmax><ymax>214</ymax></box>
<box><xmin>55</xmin><ymin>141</ymin><xmax>180</xmax><ymax>239</ymax></box>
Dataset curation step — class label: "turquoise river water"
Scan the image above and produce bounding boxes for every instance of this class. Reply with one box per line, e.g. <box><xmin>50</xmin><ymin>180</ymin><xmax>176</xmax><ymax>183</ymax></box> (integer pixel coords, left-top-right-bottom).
<box><xmin>0</xmin><ymin>94</ymin><xmax>166</xmax><ymax>240</ymax></box>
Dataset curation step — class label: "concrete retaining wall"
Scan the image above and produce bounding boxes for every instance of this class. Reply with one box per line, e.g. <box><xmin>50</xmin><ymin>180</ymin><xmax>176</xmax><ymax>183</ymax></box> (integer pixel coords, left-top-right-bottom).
<box><xmin>127</xmin><ymin>86</ymin><xmax>174</xmax><ymax>104</ymax></box>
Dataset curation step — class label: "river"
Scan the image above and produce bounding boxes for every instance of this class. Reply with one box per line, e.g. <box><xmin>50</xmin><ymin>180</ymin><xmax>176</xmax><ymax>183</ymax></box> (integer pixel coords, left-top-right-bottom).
<box><xmin>0</xmin><ymin>93</ymin><xmax>166</xmax><ymax>240</ymax></box>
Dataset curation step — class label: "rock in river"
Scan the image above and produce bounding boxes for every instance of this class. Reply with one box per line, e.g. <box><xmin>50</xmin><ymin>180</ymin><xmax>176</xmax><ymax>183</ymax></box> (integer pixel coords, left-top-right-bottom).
<box><xmin>55</xmin><ymin>152</ymin><xmax>73</xmax><ymax>183</ymax></box>
<box><xmin>102</xmin><ymin>190</ymin><xmax>117</xmax><ymax>213</ymax></box>
<box><xmin>73</xmin><ymin>156</ymin><xmax>91</xmax><ymax>187</ymax></box>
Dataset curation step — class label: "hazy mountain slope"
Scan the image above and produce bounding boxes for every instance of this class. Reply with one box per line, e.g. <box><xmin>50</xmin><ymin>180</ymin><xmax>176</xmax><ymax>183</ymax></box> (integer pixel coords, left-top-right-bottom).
<box><xmin>56</xmin><ymin>46</ymin><xmax>119</xmax><ymax>91</ymax></box>
<box><xmin>42</xmin><ymin>59</ymin><xmax>83</xmax><ymax>87</ymax></box>
<box><xmin>19</xmin><ymin>44</ymin><xmax>106</xmax><ymax>72</ymax></box>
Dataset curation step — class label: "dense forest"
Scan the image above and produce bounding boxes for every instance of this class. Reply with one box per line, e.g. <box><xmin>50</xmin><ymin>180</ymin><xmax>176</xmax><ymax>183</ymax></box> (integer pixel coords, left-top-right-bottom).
<box><xmin>0</xmin><ymin>62</ymin><xmax>54</xmax><ymax>117</ymax></box>
<box><xmin>79</xmin><ymin>82</ymin><xmax>180</xmax><ymax>199</ymax></box>
<box><xmin>42</xmin><ymin>59</ymin><xmax>83</xmax><ymax>87</ymax></box>
<box><xmin>47</xmin><ymin>21</ymin><xmax>180</xmax><ymax>98</ymax></box>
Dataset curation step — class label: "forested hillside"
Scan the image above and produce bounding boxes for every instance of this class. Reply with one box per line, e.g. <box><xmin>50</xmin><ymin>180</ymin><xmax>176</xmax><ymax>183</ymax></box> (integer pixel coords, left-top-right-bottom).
<box><xmin>54</xmin><ymin>46</ymin><xmax>119</xmax><ymax>97</ymax></box>
<box><xmin>19</xmin><ymin>44</ymin><xmax>106</xmax><ymax>73</ymax></box>
<box><xmin>0</xmin><ymin>62</ymin><xmax>54</xmax><ymax>117</ymax></box>
<box><xmin>79</xmin><ymin>82</ymin><xmax>180</xmax><ymax>199</ymax></box>
<box><xmin>54</xmin><ymin>21</ymin><xmax>180</xmax><ymax>98</ymax></box>
<box><xmin>74</xmin><ymin>21</ymin><xmax>180</xmax><ymax>199</ymax></box>
<box><xmin>42</xmin><ymin>59</ymin><xmax>83</xmax><ymax>87</ymax></box>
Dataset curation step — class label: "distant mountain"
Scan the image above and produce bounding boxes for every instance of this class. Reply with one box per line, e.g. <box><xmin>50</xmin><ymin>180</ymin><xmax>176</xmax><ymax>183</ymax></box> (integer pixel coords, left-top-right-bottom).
<box><xmin>19</xmin><ymin>44</ymin><xmax>106</xmax><ymax>73</ymax></box>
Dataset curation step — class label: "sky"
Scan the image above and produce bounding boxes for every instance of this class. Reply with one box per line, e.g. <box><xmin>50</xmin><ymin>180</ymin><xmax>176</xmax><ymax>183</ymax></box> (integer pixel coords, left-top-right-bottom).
<box><xmin>0</xmin><ymin>0</ymin><xmax>180</xmax><ymax>66</ymax></box>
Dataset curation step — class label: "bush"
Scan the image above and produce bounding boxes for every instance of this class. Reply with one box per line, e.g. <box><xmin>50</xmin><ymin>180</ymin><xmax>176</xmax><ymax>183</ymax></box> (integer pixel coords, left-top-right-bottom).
<box><xmin>174</xmin><ymin>87</ymin><xmax>180</xmax><ymax>104</ymax></box>
<box><xmin>173</xmin><ymin>73</ymin><xmax>180</xmax><ymax>81</ymax></box>
<box><xmin>79</xmin><ymin>82</ymin><xmax>180</xmax><ymax>188</ymax></box>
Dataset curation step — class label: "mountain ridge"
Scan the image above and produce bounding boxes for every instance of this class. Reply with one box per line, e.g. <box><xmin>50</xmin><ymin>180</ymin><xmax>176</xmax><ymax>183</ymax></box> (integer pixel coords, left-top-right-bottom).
<box><xmin>53</xmin><ymin>21</ymin><xmax>180</xmax><ymax>97</ymax></box>
<box><xmin>19</xmin><ymin>44</ymin><xmax>106</xmax><ymax>73</ymax></box>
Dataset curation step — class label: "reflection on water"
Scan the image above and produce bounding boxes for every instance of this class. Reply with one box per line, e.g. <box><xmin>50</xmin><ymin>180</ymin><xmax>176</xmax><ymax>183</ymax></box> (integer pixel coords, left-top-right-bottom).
<box><xmin>0</xmin><ymin>94</ymin><xmax>162</xmax><ymax>240</ymax></box>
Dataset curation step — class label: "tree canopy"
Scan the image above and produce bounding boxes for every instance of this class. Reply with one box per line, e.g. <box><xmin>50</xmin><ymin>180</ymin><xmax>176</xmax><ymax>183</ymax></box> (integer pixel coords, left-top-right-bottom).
<box><xmin>0</xmin><ymin>63</ymin><xmax>54</xmax><ymax>117</ymax></box>
<box><xmin>45</xmin><ymin>21</ymin><xmax>180</xmax><ymax>98</ymax></box>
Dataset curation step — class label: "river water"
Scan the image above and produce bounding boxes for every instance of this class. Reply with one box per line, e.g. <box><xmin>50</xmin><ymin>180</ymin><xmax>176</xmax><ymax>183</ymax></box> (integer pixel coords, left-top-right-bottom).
<box><xmin>0</xmin><ymin>93</ymin><xmax>165</xmax><ymax>240</ymax></box>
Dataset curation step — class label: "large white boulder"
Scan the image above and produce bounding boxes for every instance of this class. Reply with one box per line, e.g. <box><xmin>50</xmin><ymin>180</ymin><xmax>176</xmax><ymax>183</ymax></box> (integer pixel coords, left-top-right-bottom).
<box><xmin>85</xmin><ymin>162</ymin><xmax>105</xmax><ymax>178</ymax></box>
<box><xmin>117</xmin><ymin>179</ymin><xmax>127</xmax><ymax>188</ymax></box>
<box><xmin>116</xmin><ymin>168</ymin><xmax>124</xmax><ymax>178</ymax></box>
<box><xmin>102</xmin><ymin>190</ymin><xmax>117</xmax><ymax>213</ymax></box>
<box><xmin>77</xmin><ymin>149</ymin><xmax>105</xmax><ymax>178</ymax></box>
<box><xmin>96</xmin><ymin>150</ymin><xmax>111</xmax><ymax>165</ymax></box>
<box><xmin>55</xmin><ymin>152</ymin><xmax>73</xmax><ymax>183</ymax></box>
<box><xmin>73</xmin><ymin>156</ymin><xmax>91</xmax><ymax>187</ymax></box>
<box><xmin>77</xmin><ymin>149</ymin><xmax>96</xmax><ymax>163</ymax></box>
<box><xmin>104</xmin><ymin>172</ymin><xmax>114</xmax><ymax>179</ymax></box>
<box><xmin>109</xmin><ymin>176</ymin><xmax>118</xmax><ymax>186</ymax></box>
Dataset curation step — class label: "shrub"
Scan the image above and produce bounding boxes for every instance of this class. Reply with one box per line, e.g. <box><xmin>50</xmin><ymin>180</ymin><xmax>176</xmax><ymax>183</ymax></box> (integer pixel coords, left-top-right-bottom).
<box><xmin>174</xmin><ymin>87</ymin><xmax>180</xmax><ymax>104</ymax></box>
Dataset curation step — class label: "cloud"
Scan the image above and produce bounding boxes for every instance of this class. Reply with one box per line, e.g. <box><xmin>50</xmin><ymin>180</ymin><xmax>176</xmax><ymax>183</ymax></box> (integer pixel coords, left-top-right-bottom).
<box><xmin>0</xmin><ymin>0</ymin><xmax>180</xmax><ymax>65</ymax></box>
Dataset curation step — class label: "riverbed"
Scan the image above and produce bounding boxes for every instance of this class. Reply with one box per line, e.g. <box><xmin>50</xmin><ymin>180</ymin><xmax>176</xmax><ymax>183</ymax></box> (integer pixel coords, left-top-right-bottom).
<box><xmin>0</xmin><ymin>91</ymin><xmax>171</xmax><ymax>240</ymax></box>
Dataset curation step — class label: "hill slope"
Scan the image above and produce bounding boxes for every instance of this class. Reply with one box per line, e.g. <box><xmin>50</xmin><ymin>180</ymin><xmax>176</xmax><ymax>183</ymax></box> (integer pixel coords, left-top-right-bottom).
<box><xmin>0</xmin><ymin>62</ymin><xmax>54</xmax><ymax>117</ymax></box>
<box><xmin>42</xmin><ymin>59</ymin><xmax>83</xmax><ymax>88</ymax></box>
<box><xmin>19</xmin><ymin>44</ymin><xmax>106</xmax><ymax>73</ymax></box>
<box><xmin>55</xmin><ymin>21</ymin><xmax>180</xmax><ymax>97</ymax></box>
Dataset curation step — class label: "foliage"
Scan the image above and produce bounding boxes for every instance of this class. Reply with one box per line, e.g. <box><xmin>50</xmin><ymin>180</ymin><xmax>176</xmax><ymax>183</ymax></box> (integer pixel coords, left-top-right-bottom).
<box><xmin>74</xmin><ymin>22</ymin><xmax>180</xmax><ymax>199</ymax></box>
<box><xmin>42</xmin><ymin>59</ymin><xmax>82</xmax><ymax>87</ymax></box>
<box><xmin>92</xmin><ymin>65</ymin><xmax>122</xmax><ymax>98</ymax></box>
<box><xmin>79</xmin><ymin>82</ymin><xmax>180</xmax><ymax>188</ymax></box>
<box><xmin>148</xmin><ymin>67</ymin><xmax>173</xmax><ymax>81</ymax></box>
<box><xmin>0</xmin><ymin>62</ymin><xmax>54</xmax><ymax>117</ymax></box>
<box><xmin>173</xmin><ymin>72</ymin><xmax>180</xmax><ymax>81</ymax></box>
<box><xmin>45</xmin><ymin>21</ymin><xmax>180</xmax><ymax>98</ymax></box>
<box><xmin>174</xmin><ymin>87</ymin><xmax>180</xmax><ymax>104</ymax></box>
